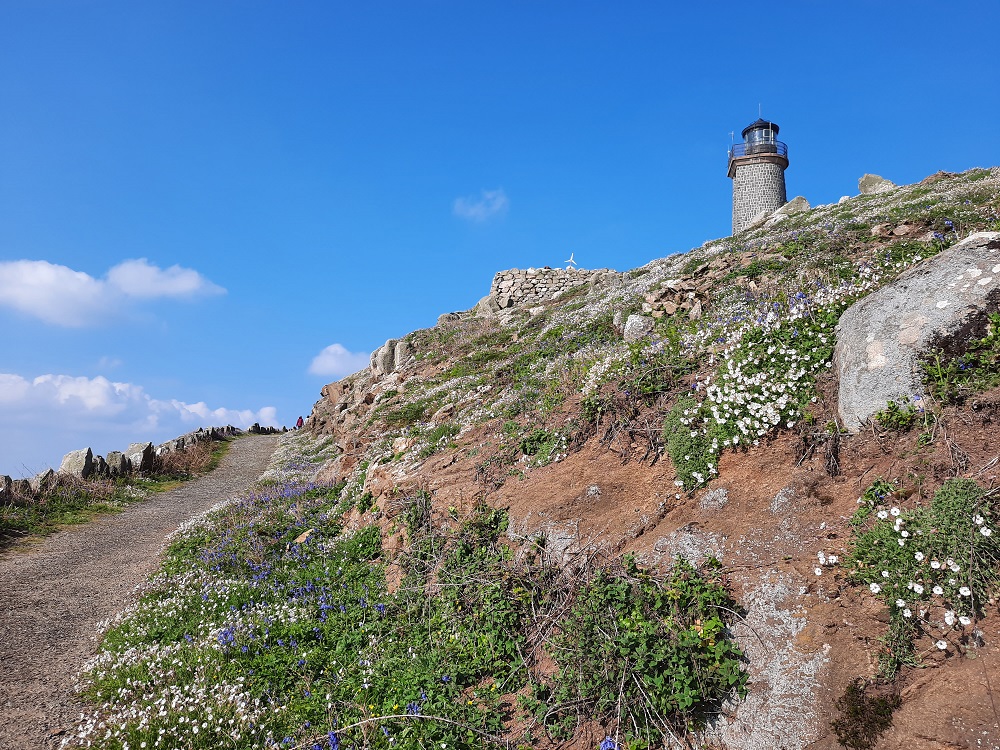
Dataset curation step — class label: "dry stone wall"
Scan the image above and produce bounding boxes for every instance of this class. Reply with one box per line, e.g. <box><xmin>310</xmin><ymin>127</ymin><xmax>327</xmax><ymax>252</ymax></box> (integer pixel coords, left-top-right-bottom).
<box><xmin>0</xmin><ymin>425</ymin><xmax>243</xmax><ymax>504</ymax></box>
<box><xmin>490</xmin><ymin>267</ymin><xmax>617</xmax><ymax>309</ymax></box>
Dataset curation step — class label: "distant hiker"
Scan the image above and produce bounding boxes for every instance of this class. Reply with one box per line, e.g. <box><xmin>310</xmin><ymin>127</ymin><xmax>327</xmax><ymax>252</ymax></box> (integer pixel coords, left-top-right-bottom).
<box><xmin>296</xmin><ymin>416</ymin><xmax>304</xmax><ymax>429</ymax></box>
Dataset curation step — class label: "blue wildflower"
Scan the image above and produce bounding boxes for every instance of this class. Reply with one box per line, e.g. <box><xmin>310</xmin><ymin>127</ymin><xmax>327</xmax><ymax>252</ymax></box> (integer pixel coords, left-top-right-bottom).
<box><xmin>328</xmin><ymin>731</ymin><xmax>340</xmax><ymax>750</ymax></box>
<box><xmin>600</xmin><ymin>737</ymin><xmax>621</xmax><ymax>750</ymax></box>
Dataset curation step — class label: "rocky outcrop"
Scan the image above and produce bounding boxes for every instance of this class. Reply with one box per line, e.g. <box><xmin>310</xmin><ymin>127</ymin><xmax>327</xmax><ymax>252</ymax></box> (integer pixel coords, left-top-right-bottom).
<box><xmin>490</xmin><ymin>267</ymin><xmax>619</xmax><ymax>309</ymax></box>
<box><xmin>641</xmin><ymin>251</ymin><xmax>751</xmax><ymax>320</ymax></box>
<box><xmin>59</xmin><ymin>448</ymin><xmax>94</xmax><ymax>480</ymax></box>
<box><xmin>835</xmin><ymin>231</ymin><xmax>1000</xmax><ymax>430</ymax></box>
<box><xmin>859</xmin><ymin>173</ymin><xmax>896</xmax><ymax>195</ymax></box>
<box><xmin>369</xmin><ymin>338</ymin><xmax>415</xmax><ymax>378</ymax></box>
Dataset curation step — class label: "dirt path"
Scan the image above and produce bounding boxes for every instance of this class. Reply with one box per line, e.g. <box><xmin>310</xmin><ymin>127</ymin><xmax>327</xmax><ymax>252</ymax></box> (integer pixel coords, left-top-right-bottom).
<box><xmin>0</xmin><ymin>435</ymin><xmax>279</xmax><ymax>750</ymax></box>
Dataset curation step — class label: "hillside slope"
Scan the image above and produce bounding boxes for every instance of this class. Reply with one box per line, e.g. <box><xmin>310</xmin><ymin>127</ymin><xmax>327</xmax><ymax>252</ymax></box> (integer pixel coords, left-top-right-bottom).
<box><xmin>306</xmin><ymin>167</ymin><xmax>1000</xmax><ymax>749</ymax></box>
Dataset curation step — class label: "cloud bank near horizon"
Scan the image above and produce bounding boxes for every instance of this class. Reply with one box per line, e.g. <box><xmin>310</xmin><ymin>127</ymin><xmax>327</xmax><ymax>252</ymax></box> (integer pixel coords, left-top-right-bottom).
<box><xmin>308</xmin><ymin>343</ymin><xmax>371</xmax><ymax>378</ymax></box>
<box><xmin>453</xmin><ymin>188</ymin><xmax>509</xmax><ymax>222</ymax></box>
<box><xmin>0</xmin><ymin>371</ymin><xmax>278</xmax><ymax>477</ymax></box>
<box><xmin>0</xmin><ymin>258</ymin><xmax>225</xmax><ymax>327</ymax></box>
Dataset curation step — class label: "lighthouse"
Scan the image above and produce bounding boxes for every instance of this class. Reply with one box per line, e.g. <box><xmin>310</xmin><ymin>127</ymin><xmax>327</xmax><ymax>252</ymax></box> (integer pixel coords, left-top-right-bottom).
<box><xmin>728</xmin><ymin>118</ymin><xmax>788</xmax><ymax>234</ymax></box>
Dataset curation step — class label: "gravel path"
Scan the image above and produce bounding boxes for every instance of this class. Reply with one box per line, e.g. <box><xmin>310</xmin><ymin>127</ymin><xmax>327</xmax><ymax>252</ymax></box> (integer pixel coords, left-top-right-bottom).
<box><xmin>0</xmin><ymin>435</ymin><xmax>279</xmax><ymax>750</ymax></box>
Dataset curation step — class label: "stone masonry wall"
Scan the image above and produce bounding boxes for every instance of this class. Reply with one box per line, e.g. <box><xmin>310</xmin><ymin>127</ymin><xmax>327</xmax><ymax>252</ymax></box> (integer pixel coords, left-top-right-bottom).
<box><xmin>490</xmin><ymin>267</ymin><xmax>616</xmax><ymax>309</ymax></box>
<box><xmin>732</xmin><ymin>160</ymin><xmax>787</xmax><ymax>234</ymax></box>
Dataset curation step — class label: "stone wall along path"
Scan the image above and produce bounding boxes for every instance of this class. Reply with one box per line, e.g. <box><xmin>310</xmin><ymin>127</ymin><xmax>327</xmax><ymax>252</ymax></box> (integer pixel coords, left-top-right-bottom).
<box><xmin>0</xmin><ymin>434</ymin><xmax>279</xmax><ymax>750</ymax></box>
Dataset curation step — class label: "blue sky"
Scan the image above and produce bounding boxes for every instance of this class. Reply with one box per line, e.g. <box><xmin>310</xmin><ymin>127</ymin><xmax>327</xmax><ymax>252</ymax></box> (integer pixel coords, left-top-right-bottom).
<box><xmin>1</xmin><ymin>1</ymin><xmax>998</xmax><ymax>477</ymax></box>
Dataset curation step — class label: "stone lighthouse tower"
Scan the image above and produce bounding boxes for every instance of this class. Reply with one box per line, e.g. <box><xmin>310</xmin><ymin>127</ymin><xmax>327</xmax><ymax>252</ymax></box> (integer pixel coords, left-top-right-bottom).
<box><xmin>728</xmin><ymin>118</ymin><xmax>788</xmax><ymax>234</ymax></box>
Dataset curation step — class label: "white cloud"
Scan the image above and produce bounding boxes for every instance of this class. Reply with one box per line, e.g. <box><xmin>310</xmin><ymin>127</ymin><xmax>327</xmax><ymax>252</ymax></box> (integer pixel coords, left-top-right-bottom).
<box><xmin>97</xmin><ymin>356</ymin><xmax>124</xmax><ymax>371</ymax></box>
<box><xmin>0</xmin><ymin>371</ymin><xmax>279</xmax><ymax>477</ymax></box>
<box><xmin>0</xmin><ymin>258</ymin><xmax>225</xmax><ymax>327</ymax></box>
<box><xmin>453</xmin><ymin>188</ymin><xmax>509</xmax><ymax>221</ymax></box>
<box><xmin>106</xmin><ymin>258</ymin><xmax>225</xmax><ymax>298</ymax></box>
<box><xmin>308</xmin><ymin>343</ymin><xmax>371</xmax><ymax>378</ymax></box>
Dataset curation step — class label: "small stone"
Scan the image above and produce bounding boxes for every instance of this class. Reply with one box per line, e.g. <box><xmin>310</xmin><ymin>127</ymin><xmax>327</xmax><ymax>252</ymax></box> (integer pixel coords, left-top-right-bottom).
<box><xmin>623</xmin><ymin>314</ymin><xmax>655</xmax><ymax>342</ymax></box>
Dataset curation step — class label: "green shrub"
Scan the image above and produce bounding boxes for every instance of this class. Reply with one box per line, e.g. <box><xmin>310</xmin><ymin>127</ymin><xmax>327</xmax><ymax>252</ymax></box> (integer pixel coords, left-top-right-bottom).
<box><xmin>873</xmin><ymin>399</ymin><xmax>926</xmax><ymax>432</ymax></box>
<box><xmin>535</xmin><ymin>558</ymin><xmax>747</xmax><ymax>743</ymax></box>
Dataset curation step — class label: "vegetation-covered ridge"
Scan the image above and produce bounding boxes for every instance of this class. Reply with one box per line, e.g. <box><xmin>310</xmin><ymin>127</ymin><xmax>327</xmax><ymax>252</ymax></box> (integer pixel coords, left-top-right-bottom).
<box><xmin>311</xmin><ymin>166</ymin><xmax>1000</xmax><ymax>496</ymax></box>
<box><xmin>66</xmin><ymin>167</ymin><xmax>1000</xmax><ymax>750</ymax></box>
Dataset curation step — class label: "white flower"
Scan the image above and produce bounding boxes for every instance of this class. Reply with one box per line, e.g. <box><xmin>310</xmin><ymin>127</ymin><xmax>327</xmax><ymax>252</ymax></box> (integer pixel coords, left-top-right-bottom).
<box><xmin>877</xmin><ymin>510</ymin><xmax>889</xmax><ymax>519</ymax></box>
<box><xmin>932</xmin><ymin>586</ymin><xmax>944</xmax><ymax>595</ymax></box>
<box><xmin>944</xmin><ymin>610</ymin><xmax>956</xmax><ymax>626</ymax></box>
<box><xmin>897</xmin><ymin>538</ymin><xmax>906</xmax><ymax>547</ymax></box>
<box><xmin>914</xmin><ymin>551</ymin><xmax>925</xmax><ymax>561</ymax></box>
<box><xmin>881</xmin><ymin>570</ymin><xmax>890</xmax><ymax>578</ymax></box>
<box><xmin>913</xmin><ymin>584</ymin><xmax>924</xmax><ymax>595</ymax></box>
<box><xmin>890</xmin><ymin>507</ymin><xmax>901</xmax><ymax>517</ymax></box>
<box><xmin>814</xmin><ymin>567</ymin><xmax>823</xmax><ymax>576</ymax></box>
<box><xmin>903</xmin><ymin>608</ymin><xmax>912</xmax><ymax>618</ymax></box>
<box><xmin>936</xmin><ymin>640</ymin><xmax>948</xmax><ymax>650</ymax></box>
<box><xmin>895</xmin><ymin>598</ymin><xmax>906</xmax><ymax>608</ymax></box>
<box><xmin>818</xmin><ymin>551</ymin><xmax>826</xmax><ymax>564</ymax></box>
<box><xmin>950</xmin><ymin>563</ymin><xmax>961</xmax><ymax>572</ymax></box>
<box><xmin>974</xmin><ymin>514</ymin><xmax>985</xmax><ymax>525</ymax></box>
<box><xmin>900</xmin><ymin>530</ymin><xmax>910</xmax><ymax>538</ymax></box>
<box><xmin>959</xmin><ymin>586</ymin><xmax>972</xmax><ymax>597</ymax></box>
<box><xmin>828</xmin><ymin>554</ymin><xmax>839</xmax><ymax>564</ymax></box>
<box><xmin>930</xmin><ymin>560</ymin><xmax>941</xmax><ymax>569</ymax></box>
<box><xmin>982</xmin><ymin>527</ymin><xmax>993</xmax><ymax>537</ymax></box>
<box><xmin>959</xmin><ymin>615</ymin><xmax>972</xmax><ymax>626</ymax></box>
<box><xmin>869</xmin><ymin>583</ymin><xmax>881</xmax><ymax>594</ymax></box>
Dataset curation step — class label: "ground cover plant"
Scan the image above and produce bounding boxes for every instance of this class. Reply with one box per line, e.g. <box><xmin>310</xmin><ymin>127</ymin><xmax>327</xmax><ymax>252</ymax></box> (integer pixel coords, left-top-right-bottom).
<box><xmin>844</xmin><ymin>477</ymin><xmax>999</xmax><ymax>677</ymax></box>
<box><xmin>63</xmin><ymin>437</ymin><xmax>748</xmax><ymax>750</ymax></box>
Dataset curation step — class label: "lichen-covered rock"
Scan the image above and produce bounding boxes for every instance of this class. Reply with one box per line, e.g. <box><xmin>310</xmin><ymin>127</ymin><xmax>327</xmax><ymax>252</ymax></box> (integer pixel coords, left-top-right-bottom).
<box><xmin>370</xmin><ymin>339</ymin><xmax>397</xmax><ymax>377</ymax></box>
<box><xmin>105</xmin><ymin>451</ymin><xmax>131</xmax><ymax>476</ymax></box>
<box><xmin>835</xmin><ymin>231</ymin><xmax>1000</xmax><ymax>430</ymax></box>
<box><xmin>125</xmin><ymin>442</ymin><xmax>155</xmax><ymax>473</ymax></box>
<box><xmin>858</xmin><ymin>173</ymin><xmax>896</xmax><ymax>195</ymax></box>
<box><xmin>59</xmin><ymin>448</ymin><xmax>94</xmax><ymax>479</ymax></box>
<box><xmin>393</xmin><ymin>340</ymin><xmax>413</xmax><ymax>371</ymax></box>
<box><xmin>623</xmin><ymin>314</ymin><xmax>654</xmax><ymax>342</ymax></box>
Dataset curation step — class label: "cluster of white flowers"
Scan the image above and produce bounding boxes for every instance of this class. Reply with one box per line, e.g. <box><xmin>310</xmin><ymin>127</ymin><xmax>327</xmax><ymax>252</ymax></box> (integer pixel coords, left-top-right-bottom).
<box><xmin>849</xmin><ymin>501</ymin><xmax>994</xmax><ymax>652</ymax></box>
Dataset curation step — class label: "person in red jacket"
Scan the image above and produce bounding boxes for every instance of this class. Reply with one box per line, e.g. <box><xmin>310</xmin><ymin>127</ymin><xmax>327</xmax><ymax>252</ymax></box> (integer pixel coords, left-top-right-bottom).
<box><xmin>295</xmin><ymin>416</ymin><xmax>304</xmax><ymax>429</ymax></box>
